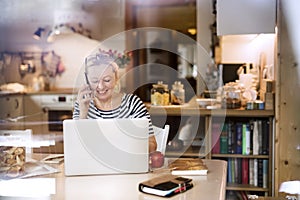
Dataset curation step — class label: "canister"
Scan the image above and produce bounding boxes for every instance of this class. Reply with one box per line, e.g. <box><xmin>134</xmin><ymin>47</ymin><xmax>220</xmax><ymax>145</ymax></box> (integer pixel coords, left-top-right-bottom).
<box><xmin>254</xmin><ymin>100</ymin><xmax>265</xmax><ymax>110</ymax></box>
<box><xmin>246</xmin><ymin>101</ymin><xmax>254</xmax><ymax>110</ymax></box>
<box><xmin>151</xmin><ymin>81</ymin><xmax>170</xmax><ymax>106</ymax></box>
<box><xmin>171</xmin><ymin>81</ymin><xmax>185</xmax><ymax>105</ymax></box>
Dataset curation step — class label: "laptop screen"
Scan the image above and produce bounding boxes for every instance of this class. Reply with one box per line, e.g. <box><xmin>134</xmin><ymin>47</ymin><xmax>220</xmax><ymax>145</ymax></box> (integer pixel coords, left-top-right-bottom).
<box><xmin>63</xmin><ymin>118</ymin><xmax>149</xmax><ymax>176</ymax></box>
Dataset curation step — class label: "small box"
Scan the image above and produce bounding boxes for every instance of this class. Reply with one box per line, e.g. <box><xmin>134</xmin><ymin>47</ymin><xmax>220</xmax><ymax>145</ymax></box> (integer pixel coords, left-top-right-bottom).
<box><xmin>260</xmin><ymin>79</ymin><xmax>275</xmax><ymax>93</ymax></box>
<box><xmin>264</xmin><ymin>92</ymin><xmax>275</xmax><ymax>110</ymax></box>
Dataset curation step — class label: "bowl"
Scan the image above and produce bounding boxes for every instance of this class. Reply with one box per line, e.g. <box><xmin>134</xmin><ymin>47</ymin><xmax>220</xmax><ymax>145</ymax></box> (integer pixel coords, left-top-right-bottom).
<box><xmin>196</xmin><ymin>98</ymin><xmax>217</xmax><ymax>108</ymax></box>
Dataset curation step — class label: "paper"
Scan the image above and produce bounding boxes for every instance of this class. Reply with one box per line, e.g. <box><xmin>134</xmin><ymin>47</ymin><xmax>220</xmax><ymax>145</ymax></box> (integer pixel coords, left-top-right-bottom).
<box><xmin>41</xmin><ymin>154</ymin><xmax>64</xmax><ymax>164</ymax></box>
<box><xmin>0</xmin><ymin>159</ymin><xmax>60</xmax><ymax>181</ymax></box>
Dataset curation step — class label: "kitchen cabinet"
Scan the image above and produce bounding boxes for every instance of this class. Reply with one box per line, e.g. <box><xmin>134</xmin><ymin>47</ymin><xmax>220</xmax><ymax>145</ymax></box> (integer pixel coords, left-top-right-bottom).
<box><xmin>0</xmin><ymin>94</ymin><xmax>24</xmax><ymax>130</ymax></box>
<box><xmin>147</xmin><ymin>104</ymin><xmax>274</xmax><ymax>198</ymax></box>
<box><xmin>23</xmin><ymin>93</ymin><xmax>75</xmax><ymax>154</ymax></box>
<box><xmin>216</xmin><ymin>0</ymin><xmax>276</xmax><ymax>35</ymax></box>
<box><xmin>23</xmin><ymin>95</ymin><xmax>47</xmax><ymax>135</ymax></box>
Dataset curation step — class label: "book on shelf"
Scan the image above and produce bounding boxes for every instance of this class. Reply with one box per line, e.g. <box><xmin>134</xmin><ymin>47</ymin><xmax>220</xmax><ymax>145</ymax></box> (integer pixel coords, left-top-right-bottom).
<box><xmin>168</xmin><ymin>158</ymin><xmax>208</xmax><ymax>176</ymax></box>
<box><xmin>227</xmin><ymin>121</ymin><xmax>236</xmax><ymax>154</ymax></box>
<box><xmin>242</xmin><ymin>123</ymin><xmax>251</xmax><ymax>155</ymax></box>
<box><xmin>220</xmin><ymin>123</ymin><xmax>228</xmax><ymax>154</ymax></box>
<box><xmin>249</xmin><ymin>159</ymin><xmax>254</xmax><ymax>185</ymax></box>
<box><xmin>252</xmin><ymin>120</ymin><xmax>259</xmax><ymax>155</ymax></box>
<box><xmin>258</xmin><ymin>120</ymin><xmax>263</xmax><ymax>155</ymax></box>
<box><xmin>263</xmin><ymin>159</ymin><xmax>268</xmax><ymax>188</ymax></box>
<box><xmin>249</xmin><ymin>120</ymin><xmax>254</xmax><ymax>155</ymax></box>
<box><xmin>258</xmin><ymin>159</ymin><xmax>264</xmax><ymax>187</ymax></box>
<box><xmin>262</xmin><ymin>120</ymin><xmax>270</xmax><ymax>155</ymax></box>
<box><xmin>212</xmin><ymin>122</ymin><xmax>221</xmax><ymax>154</ymax></box>
<box><xmin>236</xmin><ymin>158</ymin><xmax>242</xmax><ymax>184</ymax></box>
<box><xmin>236</xmin><ymin>123</ymin><xmax>243</xmax><ymax>154</ymax></box>
<box><xmin>138</xmin><ymin>174</ymin><xmax>193</xmax><ymax>197</ymax></box>
<box><xmin>226</xmin><ymin>191</ymin><xmax>249</xmax><ymax>200</ymax></box>
<box><xmin>242</xmin><ymin>158</ymin><xmax>249</xmax><ymax>184</ymax></box>
<box><xmin>253</xmin><ymin>159</ymin><xmax>258</xmax><ymax>187</ymax></box>
<box><xmin>227</xmin><ymin>158</ymin><xmax>232</xmax><ymax>183</ymax></box>
<box><xmin>231</xmin><ymin>158</ymin><xmax>235</xmax><ymax>183</ymax></box>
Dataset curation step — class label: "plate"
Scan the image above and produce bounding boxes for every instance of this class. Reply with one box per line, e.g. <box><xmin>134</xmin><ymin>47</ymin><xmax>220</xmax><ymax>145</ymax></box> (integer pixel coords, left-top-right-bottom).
<box><xmin>196</xmin><ymin>98</ymin><xmax>217</xmax><ymax>108</ymax></box>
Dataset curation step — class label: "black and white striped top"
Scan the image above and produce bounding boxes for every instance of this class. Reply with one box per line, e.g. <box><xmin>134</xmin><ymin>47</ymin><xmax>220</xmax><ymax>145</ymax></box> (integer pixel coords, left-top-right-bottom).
<box><xmin>73</xmin><ymin>93</ymin><xmax>154</xmax><ymax>134</ymax></box>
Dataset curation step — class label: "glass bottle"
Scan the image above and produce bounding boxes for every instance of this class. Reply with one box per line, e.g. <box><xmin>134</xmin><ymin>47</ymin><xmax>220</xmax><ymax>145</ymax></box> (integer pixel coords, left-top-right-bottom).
<box><xmin>151</xmin><ymin>81</ymin><xmax>170</xmax><ymax>106</ymax></box>
<box><xmin>171</xmin><ymin>81</ymin><xmax>185</xmax><ymax>105</ymax></box>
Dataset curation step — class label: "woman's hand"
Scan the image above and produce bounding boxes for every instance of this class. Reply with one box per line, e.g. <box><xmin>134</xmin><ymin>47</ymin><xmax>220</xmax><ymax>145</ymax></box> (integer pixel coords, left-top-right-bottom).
<box><xmin>77</xmin><ymin>84</ymin><xmax>93</xmax><ymax>119</ymax></box>
<box><xmin>149</xmin><ymin>135</ymin><xmax>157</xmax><ymax>153</ymax></box>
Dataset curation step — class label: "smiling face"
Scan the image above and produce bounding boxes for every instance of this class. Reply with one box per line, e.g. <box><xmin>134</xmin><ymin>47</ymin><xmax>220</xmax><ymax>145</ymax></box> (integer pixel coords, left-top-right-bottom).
<box><xmin>87</xmin><ymin>63</ymin><xmax>119</xmax><ymax>102</ymax></box>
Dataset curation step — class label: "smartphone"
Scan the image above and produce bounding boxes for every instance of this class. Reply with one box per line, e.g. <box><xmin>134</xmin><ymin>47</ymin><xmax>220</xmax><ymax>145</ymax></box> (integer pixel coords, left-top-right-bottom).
<box><xmin>84</xmin><ymin>72</ymin><xmax>92</xmax><ymax>91</ymax></box>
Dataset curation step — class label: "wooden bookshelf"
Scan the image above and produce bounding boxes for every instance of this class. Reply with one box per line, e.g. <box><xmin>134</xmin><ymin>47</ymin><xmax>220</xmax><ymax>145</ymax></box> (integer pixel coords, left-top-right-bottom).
<box><xmin>147</xmin><ymin>104</ymin><xmax>274</xmax><ymax>197</ymax></box>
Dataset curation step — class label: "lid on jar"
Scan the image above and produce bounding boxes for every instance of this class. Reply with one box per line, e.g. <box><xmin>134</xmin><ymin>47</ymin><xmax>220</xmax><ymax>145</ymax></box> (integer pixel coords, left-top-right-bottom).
<box><xmin>153</xmin><ymin>81</ymin><xmax>168</xmax><ymax>89</ymax></box>
<box><xmin>172</xmin><ymin>81</ymin><xmax>184</xmax><ymax>89</ymax></box>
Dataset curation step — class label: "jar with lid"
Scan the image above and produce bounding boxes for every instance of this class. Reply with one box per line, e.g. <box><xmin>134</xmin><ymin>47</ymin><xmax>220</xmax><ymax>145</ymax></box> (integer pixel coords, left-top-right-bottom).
<box><xmin>171</xmin><ymin>81</ymin><xmax>185</xmax><ymax>105</ymax></box>
<box><xmin>221</xmin><ymin>85</ymin><xmax>241</xmax><ymax>109</ymax></box>
<box><xmin>151</xmin><ymin>81</ymin><xmax>170</xmax><ymax>106</ymax></box>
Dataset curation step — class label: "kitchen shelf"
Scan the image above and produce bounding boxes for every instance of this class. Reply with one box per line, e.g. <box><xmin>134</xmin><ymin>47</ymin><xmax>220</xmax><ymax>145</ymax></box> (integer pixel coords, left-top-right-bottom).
<box><xmin>146</xmin><ymin>103</ymin><xmax>274</xmax><ymax>117</ymax></box>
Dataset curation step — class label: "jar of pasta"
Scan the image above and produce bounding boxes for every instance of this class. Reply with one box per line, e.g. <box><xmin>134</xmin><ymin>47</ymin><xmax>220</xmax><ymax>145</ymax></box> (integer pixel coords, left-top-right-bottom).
<box><xmin>221</xmin><ymin>85</ymin><xmax>242</xmax><ymax>109</ymax></box>
<box><xmin>151</xmin><ymin>81</ymin><xmax>170</xmax><ymax>106</ymax></box>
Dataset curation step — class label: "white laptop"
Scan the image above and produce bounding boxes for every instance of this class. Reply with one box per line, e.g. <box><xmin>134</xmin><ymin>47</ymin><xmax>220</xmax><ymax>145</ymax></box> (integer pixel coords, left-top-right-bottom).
<box><xmin>63</xmin><ymin>118</ymin><xmax>149</xmax><ymax>176</ymax></box>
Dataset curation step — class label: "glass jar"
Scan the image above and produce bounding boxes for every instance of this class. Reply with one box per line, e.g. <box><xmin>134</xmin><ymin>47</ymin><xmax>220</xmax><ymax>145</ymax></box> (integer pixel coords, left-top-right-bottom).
<box><xmin>221</xmin><ymin>85</ymin><xmax>241</xmax><ymax>109</ymax></box>
<box><xmin>171</xmin><ymin>81</ymin><xmax>185</xmax><ymax>105</ymax></box>
<box><xmin>151</xmin><ymin>81</ymin><xmax>170</xmax><ymax>106</ymax></box>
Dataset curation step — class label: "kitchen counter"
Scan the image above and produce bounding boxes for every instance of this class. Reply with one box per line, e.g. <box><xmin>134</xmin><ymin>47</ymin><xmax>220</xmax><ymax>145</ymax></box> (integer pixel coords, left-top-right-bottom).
<box><xmin>25</xmin><ymin>88</ymin><xmax>77</xmax><ymax>95</ymax></box>
<box><xmin>0</xmin><ymin>88</ymin><xmax>77</xmax><ymax>97</ymax></box>
<box><xmin>0</xmin><ymin>155</ymin><xmax>227</xmax><ymax>200</ymax></box>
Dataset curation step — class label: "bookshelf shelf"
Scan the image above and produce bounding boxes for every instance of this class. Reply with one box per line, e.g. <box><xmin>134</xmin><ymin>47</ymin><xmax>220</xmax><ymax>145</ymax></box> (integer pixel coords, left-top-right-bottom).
<box><xmin>210</xmin><ymin>115</ymin><xmax>274</xmax><ymax>198</ymax></box>
<box><xmin>147</xmin><ymin>105</ymin><xmax>274</xmax><ymax>198</ymax></box>
<box><xmin>226</xmin><ymin>183</ymin><xmax>269</xmax><ymax>192</ymax></box>
<box><xmin>212</xmin><ymin>154</ymin><xmax>269</xmax><ymax>159</ymax></box>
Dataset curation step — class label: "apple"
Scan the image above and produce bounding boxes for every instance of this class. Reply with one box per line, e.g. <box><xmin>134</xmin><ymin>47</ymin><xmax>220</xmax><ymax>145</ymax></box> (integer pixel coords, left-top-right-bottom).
<box><xmin>149</xmin><ymin>151</ymin><xmax>164</xmax><ymax>168</ymax></box>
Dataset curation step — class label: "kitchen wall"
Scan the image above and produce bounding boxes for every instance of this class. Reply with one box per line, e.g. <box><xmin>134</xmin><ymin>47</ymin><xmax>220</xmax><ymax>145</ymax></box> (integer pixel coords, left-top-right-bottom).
<box><xmin>1</xmin><ymin>0</ymin><xmax>276</xmax><ymax>91</ymax></box>
<box><xmin>0</xmin><ymin>0</ymin><xmax>126</xmax><ymax>89</ymax></box>
<box><xmin>220</xmin><ymin>34</ymin><xmax>276</xmax><ymax>78</ymax></box>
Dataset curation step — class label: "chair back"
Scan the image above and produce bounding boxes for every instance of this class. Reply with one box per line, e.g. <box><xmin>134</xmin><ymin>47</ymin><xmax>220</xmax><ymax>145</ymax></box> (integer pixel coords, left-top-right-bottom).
<box><xmin>153</xmin><ymin>125</ymin><xmax>170</xmax><ymax>154</ymax></box>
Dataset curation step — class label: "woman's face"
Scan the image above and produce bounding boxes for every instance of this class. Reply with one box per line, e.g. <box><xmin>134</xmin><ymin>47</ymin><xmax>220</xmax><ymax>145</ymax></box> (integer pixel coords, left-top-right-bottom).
<box><xmin>88</xmin><ymin>65</ymin><xmax>117</xmax><ymax>101</ymax></box>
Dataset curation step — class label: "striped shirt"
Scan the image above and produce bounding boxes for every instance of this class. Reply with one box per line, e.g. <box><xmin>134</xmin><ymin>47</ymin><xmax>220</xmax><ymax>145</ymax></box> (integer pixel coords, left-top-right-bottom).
<box><xmin>73</xmin><ymin>93</ymin><xmax>154</xmax><ymax>134</ymax></box>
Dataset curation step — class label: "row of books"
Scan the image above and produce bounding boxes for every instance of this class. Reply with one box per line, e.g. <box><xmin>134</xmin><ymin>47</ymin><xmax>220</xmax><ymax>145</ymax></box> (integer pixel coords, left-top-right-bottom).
<box><xmin>226</xmin><ymin>191</ymin><xmax>265</xmax><ymax>200</ymax></box>
<box><xmin>226</xmin><ymin>191</ymin><xmax>249</xmax><ymax>200</ymax></box>
<box><xmin>227</xmin><ymin>158</ymin><xmax>268</xmax><ymax>188</ymax></box>
<box><xmin>212</xmin><ymin>119</ymin><xmax>270</xmax><ymax>155</ymax></box>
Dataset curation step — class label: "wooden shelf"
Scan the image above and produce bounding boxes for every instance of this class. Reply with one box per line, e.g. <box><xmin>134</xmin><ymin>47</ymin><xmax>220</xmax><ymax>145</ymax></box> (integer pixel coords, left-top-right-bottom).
<box><xmin>146</xmin><ymin>103</ymin><xmax>274</xmax><ymax>117</ymax></box>
<box><xmin>212</xmin><ymin>154</ymin><xmax>269</xmax><ymax>159</ymax></box>
<box><xmin>226</xmin><ymin>183</ymin><xmax>269</xmax><ymax>192</ymax></box>
<box><xmin>147</xmin><ymin>102</ymin><xmax>274</xmax><ymax>196</ymax></box>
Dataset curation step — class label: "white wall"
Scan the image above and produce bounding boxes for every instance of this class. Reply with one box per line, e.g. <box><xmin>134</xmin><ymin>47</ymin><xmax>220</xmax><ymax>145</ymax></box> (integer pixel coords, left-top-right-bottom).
<box><xmin>0</xmin><ymin>0</ymin><xmax>125</xmax><ymax>89</ymax></box>
<box><xmin>220</xmin><ymin>34</ymin><xmax>276</xmax><ymax>79</ymax></box>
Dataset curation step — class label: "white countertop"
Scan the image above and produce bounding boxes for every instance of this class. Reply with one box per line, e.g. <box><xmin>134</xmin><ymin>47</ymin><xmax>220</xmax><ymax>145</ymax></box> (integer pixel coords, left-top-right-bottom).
<box><xmin>0</xmin><ymin>157</ymin><xmax>227</xmax><ymax>200</ymax></box>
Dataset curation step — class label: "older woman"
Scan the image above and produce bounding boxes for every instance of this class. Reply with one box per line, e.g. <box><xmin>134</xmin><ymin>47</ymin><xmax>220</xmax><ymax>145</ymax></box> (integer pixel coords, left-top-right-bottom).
<box><xmin>73</xmin><ymin>53</ymin><xmax>157</xmax><ymax>153</ymax></box>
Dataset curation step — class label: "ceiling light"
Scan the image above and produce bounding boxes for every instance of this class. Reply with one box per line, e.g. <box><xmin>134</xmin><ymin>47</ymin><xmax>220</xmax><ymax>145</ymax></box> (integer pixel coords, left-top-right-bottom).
<box><xmin>187</xmin><ymin>28</ymin><xmax>197</xmax><ymax>35</ymax></box>
<box><xmin>47</xmin><ymin>24</ymin><xmax>75</xmax><ymax>43</ymax></box>
<box><xmin>33</xmin><ymin>27</ymin><xmax>45</xmax><ymax>40</ymax></box>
